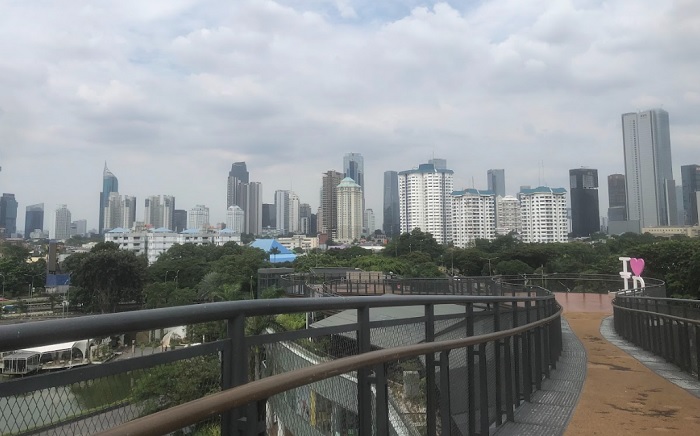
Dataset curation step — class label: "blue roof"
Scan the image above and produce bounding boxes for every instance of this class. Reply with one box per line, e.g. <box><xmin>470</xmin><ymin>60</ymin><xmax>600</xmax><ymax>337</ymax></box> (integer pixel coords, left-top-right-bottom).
<box><xmin>399</xmin><ymin>163</ymin><xmax>454</xmax><ymax>176</ymax></box>
<box><xmin>249</xmin><ymin>239</ymin><xmax>293</xmax><ymax>254</ymax></box>
<box><xmin>181</xmin><ymin>228</ymin><xmax>203</xmax><ymax>234</ymax></box>
<box><xmin>520</xmin><ymin>186</ymin><xmax>567</xmax><ymax>195</ymax></box>
<box><xmin>153</xmin><ymin>227</ymin><xmax>173</xmax><ymax>233</ymax></box>
<box><xmin>452</xmin><ymin>189</ymin><xmax>495</xmax><ymax>196</ymax></box>
<box><xmin>219</xmin><ymin>228</ymin><xmax>237</xmax><ymax>234</ymax></box>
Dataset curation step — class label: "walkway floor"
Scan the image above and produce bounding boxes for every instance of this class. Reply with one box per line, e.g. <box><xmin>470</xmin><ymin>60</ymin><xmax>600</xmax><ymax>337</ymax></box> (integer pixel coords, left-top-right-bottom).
<box><xmin>564</xmin><ymin>312</ymin><xmax>700</xmax><ymax>435</ymax></box>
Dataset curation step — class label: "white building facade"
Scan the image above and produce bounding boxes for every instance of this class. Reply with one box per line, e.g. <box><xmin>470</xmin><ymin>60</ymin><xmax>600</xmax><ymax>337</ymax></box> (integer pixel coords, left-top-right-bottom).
<box><xmin>54</xmin><ymin>205</ymin><xmax>72</xmax><ymax>240</ymax></box>
<box><xmin>336</xmin><ymin>177</ymin><xmax>363</xmax><ymax>243</ymax></box>
<box><xmin>226</xmin><ymin>205</ymin><xmax>245</xmax><ymax>234</ymax></box>
<box><xmin>519</xmin><ymin>187</ymin><xmax>568</xmax><ymax>243</ymax></box>
<box><xmin>451</xmin><ymin>189</ymin><xmax>496</xmax><ymax>248</ymax></box>
<box><xmin>188</xmin><ymin>205</ymin><xmax>210</xmax><ymax>230</ymax></box>
<box><xmin>496</xmin><ymin>195</ymin><xmax>521</xmax><ymax>235</ymax></box>
<box><xmin>398</xmin><ymin>163</ymin><xmax>454</xmax><ymax>244</ymax></box>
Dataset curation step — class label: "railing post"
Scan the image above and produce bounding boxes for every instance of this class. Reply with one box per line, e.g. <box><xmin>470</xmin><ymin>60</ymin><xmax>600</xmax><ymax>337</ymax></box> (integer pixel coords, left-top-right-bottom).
<box><xmin>695</xmin><ymin>324</ymin><xmax>700</xmax><ymax>381</ymax></box>
<box><xmin>223</xmin><ymin>314</ymin><xmax>248</xmax><ymax>435</ymax></box>
<box><xmin>357</xmin><ymin>305</ymin><xmax>373</xmax><ymax>436</ymax></box>
<box><xmin>467</xmin><ymin>303</ymin><xmax>476</xmax><ymax>436</ymax></box>
<box><xmin>374</xmin><ymin>363</ymin><xmax>390</xmax><ymax>436</ymax></box>
<box><xmin>426</xmin><ymin>304</ymin><xmax>437</xmax><ymax>436</ymax></box>
<box><xmin>439</xmin><ymin>351</ymin><xmax>452</xmax><ymax>436</ymax></box>
<box><xmin>494</xmin><ymin>302</ymin><xmax>503</xmax><ymax>426</ymax></box>
<box><xmin>523</xmin><ymin>299</ymin><xmax>532</xmax><ymax>402</ymax></box>
<box><xmin>478</xmin><ymin>342</ymin><xmax>490</xmax><ymax>435</ymax></box>
<box><xmin>512</xmin><ymin>300</ymin><xmax>521</xmax><ymax>406</ymax></box>
<box><xmin>503</xmin><ymin>335</ymin><xmax>515</xmax><ymax>422</ymax></box>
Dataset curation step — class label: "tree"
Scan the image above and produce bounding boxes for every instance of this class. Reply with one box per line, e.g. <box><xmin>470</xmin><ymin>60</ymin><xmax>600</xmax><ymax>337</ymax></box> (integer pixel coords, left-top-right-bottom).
<box><xmin>384</xmin><ymin>229</ymin><xmax>444</xmax><ymax>259</ymax></box>
<box><xmin>68</xmin><ymin>245</ymin><xmax>148</xmax><ymax>313</ymax></box>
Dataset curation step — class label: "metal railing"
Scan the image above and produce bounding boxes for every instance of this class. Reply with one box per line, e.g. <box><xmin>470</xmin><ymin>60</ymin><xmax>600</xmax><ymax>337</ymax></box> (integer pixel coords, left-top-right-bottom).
<box><xmin>1</xmin><ymin>291</ymin><xmax>561</xmax><ymax>435</ymax></box>
<box><xmin>613</xmin><ymin>295</ymin><xmax>700</xmax><ymax>379</ymax></box>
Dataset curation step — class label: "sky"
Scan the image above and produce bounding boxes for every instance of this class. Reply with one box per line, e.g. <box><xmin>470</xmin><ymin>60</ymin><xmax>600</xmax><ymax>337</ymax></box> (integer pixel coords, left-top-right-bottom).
<box><xmin>1</xmin><ymin>0</ymin><xmax>699</xmax><ymax>235</ymax></box>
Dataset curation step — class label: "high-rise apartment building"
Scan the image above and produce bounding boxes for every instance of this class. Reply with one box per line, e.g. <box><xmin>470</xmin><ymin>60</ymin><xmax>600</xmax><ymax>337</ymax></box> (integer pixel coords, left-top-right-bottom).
<box><xmin>519</xmin><ymin>187</ymin><xmax>568</xmax><ymax>243</ymax></box>
<box><xmin>383</xmin><ymin>171</ymin><xmax>400</xmax><ymax>237</ymax></box>
<box><xmin>99</xmin><ymin>163</ymin><xmax>119</xmax><ymax>234</ymax></box>
<box><xmin>364</xmin><ymin>209</ymin><xmax>376</xmax><ymax>235</ymax></box>
<box><xmin>569</xmin><ymin>168</ymin><xmax>600</xmax><ymax>237</ymax></box>
<box><xmin>262</xmin><ymin>203</ymin><xmax>276</xmax><ymax>229</ymax></box>
<box><xmin>487</xmin><ymin>169</ymin><xmax>506</xmax><ymax>198</ymax></box>
<box><xmin>451</xmin><ymin>189</ymin><xmax>496</xmax><ymax>248</ymax></box>
<box><xmin>144</xmin><ymin>195</ymin><xmax>176</xmax><ymax>229</ymax></box>
<box><xmin>188</xmin><ymin>205</ymin><xmax>210</xmax><ymax>230</ymax></box>
<box><xmin>71</xmin><ymin>219</ymin><xmax>87</xmax><ymax>236</ymax></box>
<box><xmin>122</xmin><ymin>196</ymin><xmax>137</xmax><ymax>229</ymax></box>
<box><xmin>344</xmin><ymin>153</ymin><xmax>365</xmax><ymax>232</ymax></box>
<box><xmin>226</xmin><ymin>205</ymin><xmax>245</xmax><ymax>233</ymax></box>
<box><xmin>0</xmin><ymin>193</ymin><xmax>18</xmax><ymax>237</ymax></box>
<box><xmin>320</xmin><ymin>170</ymin><xmax>343</xmax><ymax>239</ymax></box>
<box><xmin>495</xmin><ymin>195</ymin><xmax>520</xmax><ymax>235</ymax></box>
<box><xmin>275</xmin><ymin>190</ymin><xmax>290</xmax><ymax>234</ymax></box>
<box><xmin>398</xmin><ymin>162</ymin><xmax>454</xmax><ymax>244</ymax></box>
<box><xmin>607</xmin><ymin>174</ymin><xmax>627</xmax><ymax>222</ymax></box>
<box><xmin>622</xmin><ymin>109</ymin><xmax>677</xmax><ymax>228</ymax></box>
<box><xmin>681</xmin><ymin>164</ymin><xmax>700</xmax><ymax>226</ymax></box>
<box><xmin>336</xmin><ymin>177</ymin><xmax>363</xmax><ymax>243</ymax></box>
<box><xmin>25</xmin><ymin>203</ymin><xmax>44</xmax><ymax>238</ymax></box>
<box><xmin>55</xmin><ymin>205</ymin><xmax>72</xmax><ymax>240</ymax></box>
<box><xmin>299</xmin><ymin>203</ymin><xmax>312</xmax><ymax>235</ymax></box>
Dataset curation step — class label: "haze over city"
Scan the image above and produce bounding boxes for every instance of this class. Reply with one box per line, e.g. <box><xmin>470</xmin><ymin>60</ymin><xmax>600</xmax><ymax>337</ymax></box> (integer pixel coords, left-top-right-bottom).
<box><xmin>1</xmin><ymin>0</ymin><xmax>699</xmax><ymax>232</ymax></box>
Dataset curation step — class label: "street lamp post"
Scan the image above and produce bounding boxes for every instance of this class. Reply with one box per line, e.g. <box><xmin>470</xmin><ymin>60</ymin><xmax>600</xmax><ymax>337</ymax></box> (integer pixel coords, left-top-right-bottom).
<box><xmin>25</xmin><ymin>273</ymin><xmax>42</xmax><ymax>298</ymax></box>
<box><xmin>480</xmin><ymin>256</ymin><xmax>499</xmax><ymax>276</ymax></box>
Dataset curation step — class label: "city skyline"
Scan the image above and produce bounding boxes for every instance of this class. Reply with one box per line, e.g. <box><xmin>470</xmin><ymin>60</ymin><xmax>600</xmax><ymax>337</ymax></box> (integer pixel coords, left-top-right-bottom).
<box><xmin>1</xmin><ymin>2</ymin><xmax>699</xmax><ymax>235</ymax></box>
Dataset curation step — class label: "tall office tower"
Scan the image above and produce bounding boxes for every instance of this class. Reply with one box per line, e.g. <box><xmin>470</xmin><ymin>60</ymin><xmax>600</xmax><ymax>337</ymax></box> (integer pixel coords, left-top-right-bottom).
<box><xmin>121</xmin><ymin>195</ymin><xmax>137</xmax><ymax>229</ymax></box>
<box><xmin>622</xmin><ymin>109</ymin><xmax>677</xmax><ymax>228</ymax></box>
<box><xmin>681</xmin><ymin>164</ymin><xmax>700</xmax><ymax>225</ymax></box>
<box><xmin>451</xmin><ymin>189</ymin><xmax>496</xmax><ymax>248</ymax></box>
<box><xmin>607</xmin><ymin>174</ymin><xmax>627</xmax><ymax>222</ymax></box>
<box><xmin>299</xmin><ymin>203</ymin><xmax>312</xmax><ymax>235</ymax></box>
<box><xmin>569</xmin><ymin>168</ymin><xmax>600</xmax><ymax>237</ymax></box>
<box><xmin>188</xmin><ymin>205</ymin><xmax>210</xmax><ymax>230</ymax></box>
<box><xmin>262</xmin><ymin>203</ymin><xmax>275</xmax><ymax>229</ymax></box>
<box><xmin>274</xmin><ymin>190</ymin><xmax>290</xmax><ymax>234</ymax></box>
<box><xmin>364</xmin><ymin>208</ymin><xmax>376</xmax><ymax>235</ymax></box>
<box><xmin>336</xmin><ymin>177</ymin><xmax>363</xmax><ymax>243</ymax></box>
<box><xmin>428</xmin><ymin>158</ymin><xmax>447</xmax><ymax>170</ymax></box>
<box><xmin>519</xmin><ymin>187</ymin><xmax>568</xmax><ymax>243</ymax></box>
<box><xmin>344</xmin><ymin>153</ymin><xmax>365</xmax><ymax>232</ymax></box>
<box><xmin>173</xmin><ymin>209</ymin><xmax>187</xmax><ymax>233</ymax></box>
<box><xmin>0</xmin><ymin>193</ymin><xmax>18</xmax><ymax>237</ymax></box>
<box><xmin>55</xmin><ymin>205</ymin><xmax>72</xmax><ymax>240</ymax></box>
<box><xmin>289</xmin><ymin>192</ymin><xmax>300</xmax><ymax>234</ymax></box>
<box><xmin>226</xmin><ymin>162</ymin><xmax>249</xmax><ymax>208</ymax></box>
<box><xmin>383</xmin><ymin>171</ymin><xmax>400</xmax><ymax>237</ymax></box>
<box><xmin>398</xmin><ymin>162</ymin><xmax>454</xmax><ymax>244</ymax></box>
<box><xmin>321</xmin><ymin>170</ymin><xmax>343</xmax><ymax>238</ymax></box>
<box><xmin>24</xmin><ymin>203</ymin><xmax>44</xmax><ymax>238</ymax></box>
<box><xmin>162</xmin><ymin>195</ymin><xmax>175</xmax><ymax>230</ymax></box>
<box><xmin>495</xmin><ymin>195</ymin><xmax>521</xmax><ymax>235</ymax></box>
<box><xmin>226</xmin><ymin>205</ymin><xmax>245</xmax><ymax>233</ymax></box>
<box><xmin>487</xmin><ymin>169</ymin><xmax>506</xmax><ymax>198</ymax></box>
<box><xmin>99</xmin><ymin>163</ymin><xmax>119</xmax><ymax>234</ymax></box>
<box><xmin>72</xmin><ymin>219</ymin><xmax>87</xmax><ymax>236</ymax></box>
<box><xmin>245</xmin><ymin>182</ymin><xmax>262</xmax><ymax>235</ymax></box>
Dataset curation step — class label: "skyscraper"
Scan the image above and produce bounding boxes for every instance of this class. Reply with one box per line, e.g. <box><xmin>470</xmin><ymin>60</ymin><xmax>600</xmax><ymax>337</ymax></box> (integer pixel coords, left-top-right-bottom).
<box><xmin>226</xmin><ymin>162</ymin><xmax>261</xmax><ymax>236</ymax></box>
<box><xmin>144</xmin><ymin>195</ymin><xmax>176</xmax><ymax>229</ymax></box>
<box><xmin>226</xmin><ymin>206</ymin><xmax>245</xmax><ymax>233</ymax></box>
<box><xmin>320</xmin><ymin>170</ymin><xmax>343</xmax><ymax>239</ymax></box>
<box><xmin>188</xmin><ymin>205</ymin><xmax>210</xmax><ymax>230</ymax></box>
<box><xmin>383</xmin><ymin>171</ymin><xmax>400</xmax><ymax>237</ymax></box>
<box><xmin>227</xmin><ymin>162</ymin><xmax>249</xmax><ymax>208</ymax></box>
<box><xmin>262</xmin><ymin>203</ymin><xmax>276</xmax><ymax>229</ymax></box>
<box><xmin>607</xmin><ymin>174</ymin><xmax>627</xmax><ymax>222</ymax></box>
<box><xmin>336</xmin><ymin>177</ymin><xmax>363</xmax><ymax>243</ymax></box>
<box><xmin>622</xmin><ymin>109</ymin><xmax>676</xmax><ymax>228</ymax></box>
<box><xmin>451</xmin><ymin>189</ymin><xmax>496</xmax><ymax>248</ymax></box>
<box><xmin>398</xmin><ymin>162</ymin><xmax>454</xmax><ymax>244</ymax></box>
<box><xmin>569</xmin><ymin>168</ymin><xmax>600</xmax><ymax>237</ymax></box>
<box><xmin>173</xmin><ymin>209</ymin><xmax>188</xmax><ymax>233</ymax></box>
<box><xmin>428</xmin><ymin>158</ymin><xmax>447</xmax><ymax>170</ymax></box>
<box><xmin>25</xmin><ymin>203</ymin><xmax>44</xmax><ymax>238</ymax></box>
<box><xmin>99</xmin><ymin>163</ymin><xmax>119</xmax><ymax>234</ymax></box>
<box><xmin>0</xmin><ymin>193</ymin><xmax>18</xmax><ymax>237</ymax></box>
<box><xmin>274</xmin><ymin>190</ymin><xmax>290</xmax><ymax>234</ymax></box>
<box><xmin>245</xmin><ymin>182</ymin><xmax>262</xmax><ymax>235</ymax></box>
<box><xmin>681</xmin><ymin>164</ymin><xmax>700</xmax><ymax>225</ymax></box>
<box><xmin>343</xmin><ymin>153</ymin><xmax>365</xmax><ymax>232</ymax></box>
<box><xmin>55</xmin><ymin>205</ymin><xmax>72</xmax><ymax>240</ymax></box>
<box><xmin>364</xmin><ymin>208</ymin><xmax>376</xmax><ymax>235</ymax></box>
<box><xmin>487</xmin><ymin>169</ymin><xmax>506</xmax><ymax>198</ymax></box>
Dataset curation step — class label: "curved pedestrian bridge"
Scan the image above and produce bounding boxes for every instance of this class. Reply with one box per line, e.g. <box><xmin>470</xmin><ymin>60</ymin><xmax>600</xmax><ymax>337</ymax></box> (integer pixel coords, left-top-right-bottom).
<box><xmin>1</xmin><ymin>274</ymin><xmax>699</xmax><ymax>435</ymax></box>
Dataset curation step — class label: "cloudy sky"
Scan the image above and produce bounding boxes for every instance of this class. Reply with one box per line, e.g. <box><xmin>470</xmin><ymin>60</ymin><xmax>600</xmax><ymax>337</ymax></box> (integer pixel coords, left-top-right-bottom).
<box><xmin>1</xmin><ymin>0</ymin><xmax>699</xmax><ymax>234</ymax></box>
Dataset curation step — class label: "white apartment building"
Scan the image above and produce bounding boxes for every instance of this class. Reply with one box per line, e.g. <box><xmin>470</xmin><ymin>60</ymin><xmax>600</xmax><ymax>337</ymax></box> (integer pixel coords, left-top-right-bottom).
<box><xmin>451</xmin><ymin>189</ymin><xmax>496</xmax><ymax>248</ymax></box>
<box><xmin>54</xmin><ymin>205</ymin><xmax>72</xmax><ymax>240</ymax></box>
<box><xmin>398</xmin><ymin>163</ymin><xmax>454</xmax><ymax>244</ymax></box>
<box><xmin>364</xmin><ymin>208</ymin><xmax>376</xmax><ymax>236</ymax></box>
<box><xmin>188</xmin><ymin>205</ymin><xmax>210</xmax><ymax>230</ymax></box>
<box><xmin>276</xmin><ymin>234</ymin><xmax>319</xmax><ymax>252</ymax></box>
<box><xmin>519</xmin><ymin>187</ymin><xmax>568</xmax><ymax>243</ymax></box>
<box><xmin>226</xmin><ymin>205</ymin><xmax>245</xmax><ymax>234</ymax></box>
<box><xmin>496</xmin><ymin>195</ymin><xmax>521</xmax><ymax>235</ymax></box>
<box><xmin>336</xmin><ymin>177</ymin><xmax>363</xmax><ymax>243</ymax></box>
<box><xmin>106</xmin><ymin>227</ymin><xmax>241</xmax><ymax>264</ymax></box>
<box><xmin>144</xmin><ymin>195</ymin><xmax>176</xmax><ymax>229</ymax></box>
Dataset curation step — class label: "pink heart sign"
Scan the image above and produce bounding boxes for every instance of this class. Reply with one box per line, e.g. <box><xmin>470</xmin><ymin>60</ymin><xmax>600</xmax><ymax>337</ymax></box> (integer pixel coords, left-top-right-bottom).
<box><xmin>630</xmin><ymin>258</ymin><xmax>645</xmax><ymax>276</ymax></box>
